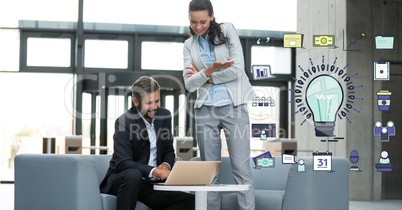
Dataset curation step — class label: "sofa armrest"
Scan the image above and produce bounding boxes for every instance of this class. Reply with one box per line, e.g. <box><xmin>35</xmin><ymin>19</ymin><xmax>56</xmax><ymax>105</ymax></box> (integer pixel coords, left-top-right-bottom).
<box><xmin>282</xmin><ymin>157</ymin><xmax>350</xmax><ymax>210</ymax></box>
<box><xmin>14</xmin><ymin>154</ymin><xmax>103</xmax><ymax>210</ymax></box>
<box><xmin>90</xmin><ymin>154</ymin><xmax>112</xmax><ymax>184</ymax></box>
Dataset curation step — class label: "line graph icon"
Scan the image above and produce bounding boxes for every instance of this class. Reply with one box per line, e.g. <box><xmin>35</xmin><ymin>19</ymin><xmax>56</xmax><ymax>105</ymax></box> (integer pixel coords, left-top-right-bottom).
<box><xmin>343</xmin><ymin>30</ymin><xmax>365</xmax><ymax>51</ymax></box>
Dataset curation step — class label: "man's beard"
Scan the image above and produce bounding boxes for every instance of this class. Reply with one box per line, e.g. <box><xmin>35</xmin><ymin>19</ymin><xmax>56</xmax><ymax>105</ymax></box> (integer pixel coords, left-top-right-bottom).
<box><xmin>137</xmin><ymin>103</ymin><xmax>158</xmax><ymax>120</ymax></box>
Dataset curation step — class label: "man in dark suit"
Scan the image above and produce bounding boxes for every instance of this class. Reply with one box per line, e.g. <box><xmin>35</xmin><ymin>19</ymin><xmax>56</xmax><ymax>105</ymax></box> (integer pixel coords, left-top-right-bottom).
<box><xmin>100</xmin><ymin>76</ymin><xmax>195</xmax><ymax>210</ymax></box>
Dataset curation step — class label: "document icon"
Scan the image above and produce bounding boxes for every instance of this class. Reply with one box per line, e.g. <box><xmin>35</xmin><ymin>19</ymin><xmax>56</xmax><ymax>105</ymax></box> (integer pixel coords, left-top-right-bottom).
<box><xmin>374</xmin><ymin>61</ymin><xmax>390</xmax><ymax>81</ymax></box>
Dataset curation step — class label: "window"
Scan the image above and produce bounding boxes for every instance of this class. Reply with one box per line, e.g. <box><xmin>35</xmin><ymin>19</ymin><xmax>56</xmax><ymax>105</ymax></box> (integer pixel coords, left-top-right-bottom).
<box><xmin>84</xmin><ymin>39</ymin><xmax>129</xmax><ymax>69</ymax></box>
<box><xmin>141</xmin><ymin>41</ymin><xmax>184</xmax><ymax>71</ymax></box>
<box><xmin>248</xmin><ymin>86</ymin><xmax>281</xmax><ymax>156</ymax></box>
<box><xmin>0</xmin><ymin>0</ymin><xmax>78</xmax><ymax>27</ymax></box>
<box><xmin>20</xmin><ymin>32</ymin><xmax>75</xmax><ymax>72</ymax></box>
<box><xmin>83</xmin><ymin>0</ymin><xmax>189</xmax><ymax>26</ymax></box>
<box><xmin>82</xmin><ymin>0</ymin><xmax>296</xmax><ymax>31</ymax></box>
<box><xmin>0</xmin><ymin>73</ymin><xmax>74</xmax><ymax>181</ymax></box>
<box><xmin>0</xmin><ymin>0</ymin><xmax>297</xmax><ymax>183</ymax></box>
<box><xmin>164</xmin><ymin>94</ymin><xmax>187</xmax><ymax>137</ymax></box>
<box><xmin>27</xmin><ymin>38</ymin><xmax>71</xmax><ymax>67</ymax></box>
<box><xmin>0</xmin><ymin>29</ymin><xmax>20</xmax><ymax>71</ymax></box>
<box><xmin>178</xmin><ymin>94</ymin><xmax>187</xmax><ymax>137</ymax></box>
<box><xmin>251</xmin><ymin>46</ymin><xmax>292</xmax><ymax>74</ymax></box>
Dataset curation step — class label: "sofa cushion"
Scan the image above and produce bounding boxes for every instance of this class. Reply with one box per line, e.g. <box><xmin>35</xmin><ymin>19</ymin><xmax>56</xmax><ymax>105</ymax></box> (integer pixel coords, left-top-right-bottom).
<box><xmin>100</xmin><ymin>193</ymin><xmax>116</xmax><ymax>210</ymax></box>
<box><xmin>282</xmin><ymin>157</ymin><xmax>350</xmax><ymax>210</ymax></box>
<box><xmin>221</xmin><ymin>190</ymin><xmax>285</xmax><ymax>210</ymax></box>
<box><xmin>251</xmin><ymin>158</ymin><xmax>291</xmax><ymax>191</ymax></box>
<box><xmin>96</xmin><ymin>156</ymin><xmax>152</xmax><ymax>210</ymax></box>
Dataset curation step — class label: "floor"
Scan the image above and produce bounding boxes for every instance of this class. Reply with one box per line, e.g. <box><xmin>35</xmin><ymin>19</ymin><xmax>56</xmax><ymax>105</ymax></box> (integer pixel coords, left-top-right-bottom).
<box><xmin>2</xmin><ymin>183</ymin><xmax>402</xmax><ymax>210</ymax></box>
<box><xmin>349</xmin><ymin>200</ymin><xmax>402</xmax><ymax>210</ymax></box>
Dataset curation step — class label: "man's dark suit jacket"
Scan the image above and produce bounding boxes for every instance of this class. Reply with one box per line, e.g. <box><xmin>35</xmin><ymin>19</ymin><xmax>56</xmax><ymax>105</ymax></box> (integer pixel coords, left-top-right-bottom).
<box><xmin>100</xmin><ymin>106</ymin><xmax>175</xmax><ymax>192</ymax></box>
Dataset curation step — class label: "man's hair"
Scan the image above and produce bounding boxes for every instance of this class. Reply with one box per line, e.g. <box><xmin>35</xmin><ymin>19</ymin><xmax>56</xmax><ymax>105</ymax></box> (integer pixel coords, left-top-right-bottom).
<box><xmin>131</xmin><ymin>76</ymin><xmax>160</xmax><ymax>102</ymax></box>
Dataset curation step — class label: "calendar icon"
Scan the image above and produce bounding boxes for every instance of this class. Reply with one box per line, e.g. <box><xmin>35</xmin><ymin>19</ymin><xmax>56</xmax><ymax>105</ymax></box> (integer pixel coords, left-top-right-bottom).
<box><xmin>312</xmin><ymin>151</ymin><xmax>332</xmax><ymax>171</ymax></box>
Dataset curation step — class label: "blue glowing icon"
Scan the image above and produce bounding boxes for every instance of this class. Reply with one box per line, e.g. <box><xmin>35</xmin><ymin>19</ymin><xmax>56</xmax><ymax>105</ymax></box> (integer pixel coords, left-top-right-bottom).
<box><xmin>306</xmin><ymin>75</ymin><xmax>344</xmax><ymax>136</ymax></box>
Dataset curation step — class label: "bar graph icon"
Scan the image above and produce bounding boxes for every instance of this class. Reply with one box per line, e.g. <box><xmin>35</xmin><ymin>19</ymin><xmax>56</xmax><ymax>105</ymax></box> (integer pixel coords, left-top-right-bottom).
<box><xmin>252</xmin><ymin>65</ymin><xmax>276</xmax><ymax>80</ymax></box>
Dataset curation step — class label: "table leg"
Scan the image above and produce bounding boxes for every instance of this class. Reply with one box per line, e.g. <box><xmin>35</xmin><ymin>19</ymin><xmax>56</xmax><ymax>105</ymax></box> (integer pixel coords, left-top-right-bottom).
<box><xmin>195</xmin><ymin>191</ymin><xmax>207</xmax><ymax>210</ymax></box>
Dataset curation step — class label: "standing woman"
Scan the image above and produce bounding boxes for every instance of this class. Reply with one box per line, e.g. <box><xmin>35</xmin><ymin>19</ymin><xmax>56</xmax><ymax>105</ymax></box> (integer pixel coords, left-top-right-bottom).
<box><xmin>183</xmin><ymin>0</ymin><xmax>256</xmax><ymax>209</ymax></box>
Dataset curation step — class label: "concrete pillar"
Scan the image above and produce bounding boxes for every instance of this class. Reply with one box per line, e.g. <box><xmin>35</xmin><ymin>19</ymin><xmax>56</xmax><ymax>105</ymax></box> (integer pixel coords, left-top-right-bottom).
<box><xmin>296</xmin><ymin>0</ymin><xmax>402</xmax><ymax>201</ymax></box>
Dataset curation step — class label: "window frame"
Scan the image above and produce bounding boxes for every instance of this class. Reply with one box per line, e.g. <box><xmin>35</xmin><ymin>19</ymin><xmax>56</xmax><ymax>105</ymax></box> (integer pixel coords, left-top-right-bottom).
<box><xmin>136</xmin><ymin>35</ymin><xmax>187</xmax><ymax>72</ymax></box>
<box><xmin>83</xmin><ymin>33</ymin><xmax>134</xmax><ymax>72</ymax></box>
<box><xmin>16</xmin><ymin>20</ymin><xmax>296</xmax><ymax>141</ymax></box>
<box><xmin>20</xmin><ymin>30</ymin><xmax>75</xmax><ymax>73</ymax></box>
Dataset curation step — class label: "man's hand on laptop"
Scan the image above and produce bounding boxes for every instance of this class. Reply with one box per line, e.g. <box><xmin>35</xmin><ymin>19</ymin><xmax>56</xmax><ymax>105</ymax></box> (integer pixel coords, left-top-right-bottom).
<box><xmin>153</xmin><ymin>163</ymin><xmax>171</xmax><ymax>180</ymax></box>
<box><xmin>157</xmin><ymin>162</ymin><xmax>170</xmax><ymax>170</ymax></box>
<box><xmin>152</xmin><ymin>167</ymin><xmax>170</xmax><ymax>180</ymax></box>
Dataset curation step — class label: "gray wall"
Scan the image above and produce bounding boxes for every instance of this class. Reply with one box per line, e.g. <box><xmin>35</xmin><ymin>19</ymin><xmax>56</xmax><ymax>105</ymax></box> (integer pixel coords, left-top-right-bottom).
<box><xmin>297</xmin><ymin>0</ymin><xmax>402</xmax><ymax>200</ymax></box>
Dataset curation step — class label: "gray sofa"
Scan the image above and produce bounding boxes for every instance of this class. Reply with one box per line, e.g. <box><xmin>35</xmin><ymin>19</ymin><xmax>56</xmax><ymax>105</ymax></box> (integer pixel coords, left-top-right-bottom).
<box><xmin>14</xmin><ymin>154</ymin><xmax>151</xmax><ymax>210</ymax></box>
<box><xmin>214</xmin><ymin>156</ymin><xmax>350</xmax><ymax>210</ymax></box>
<box><xmin>14</xmin><ymin>154</ymin><xmax>349</xmax><ymax>210</ymax></box>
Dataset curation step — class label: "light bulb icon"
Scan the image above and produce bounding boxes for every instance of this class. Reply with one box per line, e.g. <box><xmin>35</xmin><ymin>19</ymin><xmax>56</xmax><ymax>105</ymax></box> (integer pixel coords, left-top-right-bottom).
<box><xmin>305</xmin><ymin>75</ymin><xmax>344</xmax><ymax>136</ymax></box>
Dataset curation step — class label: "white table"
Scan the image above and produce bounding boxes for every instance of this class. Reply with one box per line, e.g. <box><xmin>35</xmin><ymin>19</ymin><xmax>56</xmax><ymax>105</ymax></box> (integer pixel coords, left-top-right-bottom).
<box><xmin>154</xmin><ymin>184</ymin><xmax>250</xmax><ymax>210</ymax></box>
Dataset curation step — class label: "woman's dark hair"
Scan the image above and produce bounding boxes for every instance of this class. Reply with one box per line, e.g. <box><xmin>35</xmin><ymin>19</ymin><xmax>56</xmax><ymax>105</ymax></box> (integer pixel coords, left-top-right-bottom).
<box><xmin>188</xmin><ymin>0</ymin><xmax>227</xmax><ymax>46</ymax></box>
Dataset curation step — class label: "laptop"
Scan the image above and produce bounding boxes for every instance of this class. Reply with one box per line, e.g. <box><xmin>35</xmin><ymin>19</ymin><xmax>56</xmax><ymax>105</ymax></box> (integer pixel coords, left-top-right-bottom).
<box><xmin>160</xmin><ymin>161</ymin><xmax>222</xmax><ymax>186</ymax></box>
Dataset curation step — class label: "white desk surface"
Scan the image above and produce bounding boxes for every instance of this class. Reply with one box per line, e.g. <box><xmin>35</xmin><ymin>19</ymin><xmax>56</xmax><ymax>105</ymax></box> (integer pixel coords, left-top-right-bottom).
<box><xmin>154</xmin><ymin>184</ymin><xmax>250</xmax><ymax>192</ymax></box>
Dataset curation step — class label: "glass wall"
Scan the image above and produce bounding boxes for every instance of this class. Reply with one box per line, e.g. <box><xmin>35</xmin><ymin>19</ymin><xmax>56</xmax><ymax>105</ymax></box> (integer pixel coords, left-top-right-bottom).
<box><xmin>0</xmin><ymin>0</ymin><xmax>78</xmax><ymax>27</ymax></box>
<box><xmin>82</xmin><ymin>0</ymin><xmax>297</xmax><ymax>31</ymax></box>
<box><xmin>0</xmin><ymin>0</ymin><xmax>297</xmax><ymax>181</ymax></box>
<box><xmin>27</xmin><ymin>38</ymin><xmax>72</xmax><ymax>67</ymax></box>
<box><xmin>0</xmin><ymin>73</ymin><xmax>74</xmax><ymax>180</ymax></box>
<box><xmin>1</xmin><ymin>0</ymin><xmax>297</xmax><ymax>30</ymax></box>
<box><xmin>251</xmin><ymin>46</ymin><xmax>292</xmax><ymax>74</ymax></box>
<box><xmin>0</xmin><ymin>29</ymin><xmax>20</xmax><ymax>71</ymax></box>
<box><xmin>141</xmin><ymin>41</ymin><xmax>184</xmax><ymax>70</ymax></box>
<box><xmin>84</xmin><ymin>39</ymin><xmax>129</xmax><ymax>69</ymax></box>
